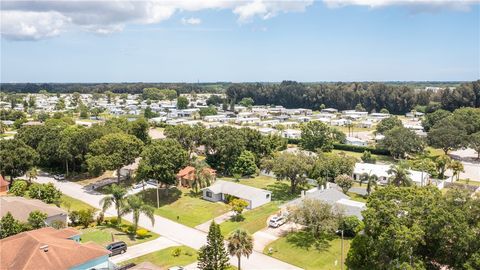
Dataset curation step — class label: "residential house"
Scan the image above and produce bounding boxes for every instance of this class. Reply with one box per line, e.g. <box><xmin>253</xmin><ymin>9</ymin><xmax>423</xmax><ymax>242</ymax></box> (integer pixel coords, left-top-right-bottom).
<box><xmin>0</xmin><ymin>196</ymin><xmax>68</xmax><ymax>226</ymax></box>
<box><xmin>0</xmin><ymin>175</ymin><xmax>9</xmax><ymax>194</ymax></box>
<box><xmin>0</xmin><ymin>227</ymin><xmax>112</xmax><ymax>270</ymax></box>
<box><xmin>177</xmin><ymin>166</ymin><xmax>216</xmax><ymax>188</ymax></box>
<box><xmin>202</xmin><ymin>180</ymin><xmax>271</xmax><ymax>209</ymax></box>
<box><xmin>345</xmin><ymin>136</ymin><xmax>368</xmax><ymax>147</ymax></box>
<box><xmin>321</xmin><ymin>108</ymin><xmax>338</xmax><ymax>114</ymax></box>
<box><xmin>282</xmin><ymin>129</ymin><xmax>301</xmax><ymax>139</ymax></box>
<box><xmin>284</xmin><ymin>184</ymin><xmax>366</xmax><ymax>219</ymax></box>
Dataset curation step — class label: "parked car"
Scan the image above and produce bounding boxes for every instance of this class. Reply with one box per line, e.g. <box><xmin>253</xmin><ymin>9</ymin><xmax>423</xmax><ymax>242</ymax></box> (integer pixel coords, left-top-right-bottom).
<box><xmin>53</xmin><ymin>174</ymin><xmax>65</xmax><ymax>181</ymax></box>
<box><xmin>106</xmin><ymin>241</ymin><xmax>127</xmax><ymax>256</ymax></box>
<box><xmin>268</xmin><ymin>216</ymin><xmax>286</xmax><ymax>228</ymax></box>
<box><xmin>132</xmin><ymin>181</ymin><xmax>146</xmax><ymax>189</ymax></box>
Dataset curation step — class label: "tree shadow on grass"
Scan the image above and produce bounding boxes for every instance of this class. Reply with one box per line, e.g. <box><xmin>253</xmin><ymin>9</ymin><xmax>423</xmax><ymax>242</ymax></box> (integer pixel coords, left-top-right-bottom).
<box><xmin>286</xmin><ymin>230</ymin><xmax>333</xmax><ymax>251</ymax></box>
<box><xmin>266</xmin><ymin>181</ymin><xmax>300</xmax><ymax>202</ymax></box>
<box><xmin>139</xmin><ymin>187</ymin><xmax>182</xmax><ymax>208</ymax></box>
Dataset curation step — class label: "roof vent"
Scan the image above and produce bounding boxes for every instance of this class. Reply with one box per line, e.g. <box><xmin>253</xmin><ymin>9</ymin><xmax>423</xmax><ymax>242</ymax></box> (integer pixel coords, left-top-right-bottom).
<box><xmin>39</xmin><ymin>245</ymin><xmax>49</xmax><ymax>252</ymax></box>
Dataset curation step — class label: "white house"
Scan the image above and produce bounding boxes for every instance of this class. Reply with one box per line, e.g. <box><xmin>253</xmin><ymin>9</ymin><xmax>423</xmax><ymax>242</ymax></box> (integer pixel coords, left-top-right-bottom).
<box><xmin>202</xmin><ymin>180</ymin><xmax>271</xmax><ymax>209</ymax></box>
<box><xmin>345</xmin><ymin>136</ymin><xmax>368</xmax><ymax>146</ymax></box>
<box><xmin>352</xmin><ymin>163</ymin><xmax>438</xmax><ymax>188</ymax></box>
<box><xmin>283</xmin><ymin>129</ymin><xmax>301</xmax><ymax>139</ymax></box>
<box><xmin>321</xmin><ymin>108</ymin><xmax>338</xmax><ymax>114</ymax></box>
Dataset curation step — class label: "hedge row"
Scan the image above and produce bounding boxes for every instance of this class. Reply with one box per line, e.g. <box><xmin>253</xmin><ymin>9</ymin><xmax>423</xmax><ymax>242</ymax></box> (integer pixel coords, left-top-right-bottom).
<box><xmin>332</xmin><ymin>143</ymin><xmax>390</xmax><ymax>156</ymax></box>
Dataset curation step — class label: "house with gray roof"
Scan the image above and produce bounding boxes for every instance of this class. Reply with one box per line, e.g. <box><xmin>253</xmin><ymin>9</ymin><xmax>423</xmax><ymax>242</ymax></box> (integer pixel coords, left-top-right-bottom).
<box><xmin>202</xmin><ymin>180</ymin><xmax>271</xmax><ymax>209</ymax></box>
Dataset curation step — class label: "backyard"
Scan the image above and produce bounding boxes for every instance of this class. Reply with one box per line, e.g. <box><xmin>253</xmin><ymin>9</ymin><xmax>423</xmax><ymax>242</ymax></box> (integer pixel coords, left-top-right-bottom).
<box><xmin>220</xmin><ymin>202</ymin><xmax>280</xmax><ymax>236</ymax></box>
<box><xmin>139</xmin><ymin>187</ymin><xmax>231</xmax><ymax>227</ymax></box>
<box><xmin>122</xmin><ymin>246</ymin><xmax>197</xmax><ymax>268</ymax></box>
<box><xmin>264</xmin><ymin>231</ymin><xmax>351</xmax><ymax>270</ymax></box>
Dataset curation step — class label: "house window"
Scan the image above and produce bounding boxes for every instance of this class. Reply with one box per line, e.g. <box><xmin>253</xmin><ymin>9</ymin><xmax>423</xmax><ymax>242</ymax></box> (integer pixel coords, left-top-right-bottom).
<box><xmin>206</xmin><ymin>191</ymin><xmax>212</xmax><ymax>198</ymax></box>
<box><xmin>266</xmin><ymin>194</ymin><xmax>270</xmax><ymax>199</ymax></box>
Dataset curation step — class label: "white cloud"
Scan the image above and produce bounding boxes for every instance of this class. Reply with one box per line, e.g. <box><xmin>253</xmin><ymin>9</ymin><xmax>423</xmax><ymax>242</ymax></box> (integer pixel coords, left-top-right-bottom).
<box><xmin>234</xmin><ymin>0</ymin><xmax>314</xmax><ymax>23</ymax></box>
<box><xmin>0</xmin><ymin>10</ymin><xmax>70</xmax><ymax>40</ymax></box>
<box><xmin>181</xmin><ymin>17</ymin><xmax>202</xmax><ymax>25</ymax></box>
<box><xmin>323</xmin><ymin>0</ymin><xmax>478</xmax><ymax>12</ymax></box>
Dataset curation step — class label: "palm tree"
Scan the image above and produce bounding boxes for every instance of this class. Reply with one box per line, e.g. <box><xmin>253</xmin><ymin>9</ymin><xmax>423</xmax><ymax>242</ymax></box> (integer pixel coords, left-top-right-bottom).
<box><xmin>192</xmin><ymin>162</ymin><xmax>213</xmax><ymax>193</ymax></box>
<box><xmin>448</xmin><ymin>160</ymin><xmax>464</xmax><ymax>182</ymax></box>
<box><xmin>99</xmin><ymin>184</ymin><xmax>127</xmax><ymax>224</ymax></box>
<box><xmin>387</xmin><ymin>164</ymin><xmax>412</xmax><ymax>187</ymax></box>
<box><xmin>359</xmin><ymin>173</ymin><xmax>369</xmax><ymax>187</ymax></box>
<box><xmin>122</xmin><ymin>195</ymin><xmax>155</xmax><ymax>233</ymax></box>
<box><xmin>365</xmin><ymin>174</ymin><xmax>378</xmax><ymax>196</ymax></box>
<box><xmin>227</xmin><ymin>229</ymin><xmax>253</xmax><ymax>270</ymax></box>
<box><xmin>26</xmin><ymin>167</ymin><xmax>38</xmax><ymax>183</ymax></box>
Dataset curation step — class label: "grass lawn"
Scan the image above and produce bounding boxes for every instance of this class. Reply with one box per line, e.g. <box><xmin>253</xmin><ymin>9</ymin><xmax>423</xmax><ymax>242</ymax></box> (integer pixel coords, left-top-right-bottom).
<box><xmin>80</xmin><ymin>220</ymin><xmax>159</xmax><ymax>247</ymax></box>
<box><xmin>346</xmin><ymin>192</ymin><xmax>367</xmax><ymax>203</ymax></box>
<box><xmin>456</xmin><ymin>179</ymin><xmax>480</xmax><ymax>186</ymax></box>
<box><xmin>331</xmin><ymin>149</ymin><xmax>395</xmax><ymax>164</ymax></box>
<box><xmin>60</xmin><ymin>194</ymin><xmax>96</xmax><ymax>212</ymax></box>
<box><xmin>222</xmin><ymin>175</ymin><xmax>277</xmax><ymax>190</ymax></box>
<box><xmin>139</xmin><ymin>187</ymin><xmax>230</xmax><ymax>227</ymax></box>
<box><xmin>264</xmin><ymin>231</ymin><xmax>351</xmax><ymax>270</ymax></box>
<box><xmin>220</xmin><ymin>202</ymin><xmax>280</xmax><ymax>236</ymax></box>
<box><xmin>122</xmin><ymin>246</ymin><xmax>197</xmax><ymax>268</ymax></box>
<box><xmin>425</xmin><ymin>147</ymin><xmax>445</xmax><ymax>157</ymax></box>
<box><xmin>223</xmin><ymin>176</ymin><xmax>300</xmax><ymax>203</ymax></box>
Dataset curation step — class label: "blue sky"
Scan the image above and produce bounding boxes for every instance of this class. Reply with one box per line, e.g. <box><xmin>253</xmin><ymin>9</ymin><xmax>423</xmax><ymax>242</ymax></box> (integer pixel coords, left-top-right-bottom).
<box><xmin>1</xmin><ymin>1</ymin><xmax>479</xmax><ymax>83</ymax></box>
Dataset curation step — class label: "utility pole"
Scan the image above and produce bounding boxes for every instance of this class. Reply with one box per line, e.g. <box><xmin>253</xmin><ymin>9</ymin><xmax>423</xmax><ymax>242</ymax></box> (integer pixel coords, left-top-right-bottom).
<box><xmin>341</xmin><ymin>229</ymin><xmax>344</xmax><ymax>270</ymax></box>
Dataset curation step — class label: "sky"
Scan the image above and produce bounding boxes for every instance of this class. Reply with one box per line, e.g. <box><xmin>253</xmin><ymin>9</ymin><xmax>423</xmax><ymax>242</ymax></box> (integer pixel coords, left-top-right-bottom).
<box><xmin>1</xmin><ymin>0</ymin><xmax>479</xmax><ymax>83</ymax></box>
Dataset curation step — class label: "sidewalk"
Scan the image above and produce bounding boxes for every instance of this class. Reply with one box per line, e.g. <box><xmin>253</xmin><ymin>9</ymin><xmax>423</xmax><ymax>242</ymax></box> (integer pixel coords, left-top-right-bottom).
<box><xmin>110</xmin><ymin>237</ymin><xmax>178</xmax><ymax>264</ymax></box>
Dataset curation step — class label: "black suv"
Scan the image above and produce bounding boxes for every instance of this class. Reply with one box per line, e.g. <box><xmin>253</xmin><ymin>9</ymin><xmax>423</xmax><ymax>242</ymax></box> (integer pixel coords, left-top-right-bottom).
<box><xmin>106</xmin><ymin>241</ymin><xmax>127</xmax><ymax>256</ymax></box>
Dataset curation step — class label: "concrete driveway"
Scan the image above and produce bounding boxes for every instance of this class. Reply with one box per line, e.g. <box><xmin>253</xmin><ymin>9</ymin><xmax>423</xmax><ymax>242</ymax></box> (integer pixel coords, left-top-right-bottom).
<box><xmin>34</xmin><ymin>175</ymin><xmax>301</xmax><ymax>270</ymax></box>
<box><xmin>110</xmin><ymin>237</ymin><xmax>178</xmax><ymax>264</ymax></box>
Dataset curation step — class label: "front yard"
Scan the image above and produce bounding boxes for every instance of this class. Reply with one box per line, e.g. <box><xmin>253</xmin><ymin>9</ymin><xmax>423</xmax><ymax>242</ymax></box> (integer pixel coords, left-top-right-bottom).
<box><xmin>80</xmin><ymin>219</ymin><xmax>159</xmax><ymax>247</ymax></box>
<box><xmin>60</xmin><ymin>194</ymin><xmax>96</xmax><ymax>212</ymax></box>
<box><xmin>264</xmin><ymin>231</ymin><xmax>351</xmax><ymax>270</ymax></box>
<box><xmin>122</xmin><ymin>246</ymin><xmax>197</xmax><ymax>268</ymax></box>
<box><xmin>220</xmin><ymin>202</ymin><xmax>280</xmax><ymax>236</ymax></box>
<box><xmin>139</xmin><ymin>187</ymin><xmax>231</xmax><ymax>227</ymax></box>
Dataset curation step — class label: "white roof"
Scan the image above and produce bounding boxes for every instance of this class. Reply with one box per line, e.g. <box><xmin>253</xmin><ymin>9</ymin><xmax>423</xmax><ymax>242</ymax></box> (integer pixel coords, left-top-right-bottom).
<box><xmin>205</xmin><ymin>180</ymin><xmax>271</xmax><ymax>200</ymax></box>
<box><xmin>353</xmin><ymin>163</ymin><xmax>429</xmax><ymax>184</ymax></box>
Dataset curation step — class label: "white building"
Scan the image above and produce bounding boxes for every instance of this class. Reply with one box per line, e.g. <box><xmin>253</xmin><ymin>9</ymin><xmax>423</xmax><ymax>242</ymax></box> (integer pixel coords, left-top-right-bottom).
<box><xmin>345</xmin><ymin>136</ymin><xmax>368</xmax><ymax>147</ymax></box>
<box><xmin>283</xmin><ymin>129</ymin><xmax>301</xmax><ymax>139</ymax></box>
<box><xmin>202</xmin><ymin>180</ymin><xmax>271</xmax><ymax>209</ymax></box>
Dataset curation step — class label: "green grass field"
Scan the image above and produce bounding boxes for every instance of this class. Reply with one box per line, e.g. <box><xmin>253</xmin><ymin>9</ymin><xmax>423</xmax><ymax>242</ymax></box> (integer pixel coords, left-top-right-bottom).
<box><xmin>220</xmin><ymin>202</ymin><xmax>280</xmax><ymax>236</ymax></box>
<box><xmin>139</xmin><ymin>187</ymin><xmax>230</xmax><ymax>227</ymax></box>
<box><xmin>265</xmin><ymin>232</ymin><xmax>351</xmax><ymax>270</ymax></box>
<box><xmin>122</xmin><ymin>246</ymin><xmax>197</xmax><ymax>268</ymax></box>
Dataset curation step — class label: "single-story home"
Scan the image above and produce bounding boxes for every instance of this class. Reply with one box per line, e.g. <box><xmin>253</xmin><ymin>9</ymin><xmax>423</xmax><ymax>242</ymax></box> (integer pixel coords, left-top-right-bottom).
<box><xmin>352</xmin><ymin>163</ymin><xmax>439</xmax><ymax>188</ymax></box>
<box><xmin>282</xmin><ymin>129</ymin><xmax>301</xmax><ymax>139</ymax></box>
<box><xmin>345</xmin><ymin>136</ymin><xmax>368</xmax><ymax>147</ymax></box>
<box><xmin>177</xmin><ymin>166</ymin><xmax>216</xmax><ymax>188</ymax></box>
<box><xmin>0</xmin><ymin>175</ymin><xmax>9</xmax><ymax>194</ymax></box>
<box><xmin>0</xmin><ymin>196</ymin><xmax>68</xmax><ymax>226</ymax></box>
<box><xmin>284</xmin><ymin>184</ymin><xmax>366</xmax><ymax>219</ymax></box>
<box><xmin>202</xmin><ymin>180</ymin><xmax>271</xmax><ymax>209</ymax></box>
<box><xmin>0</xmin><ymin>227</ymin><xmax>112</xmax><ymax>270</ymax></box>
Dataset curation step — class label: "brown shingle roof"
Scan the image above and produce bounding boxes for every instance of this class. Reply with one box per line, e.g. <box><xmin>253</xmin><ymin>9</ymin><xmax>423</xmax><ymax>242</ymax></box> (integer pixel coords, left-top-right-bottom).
<box><xmin>0</xmin><ymin>196</ymin><xmax>67</xmax><ymax>223</ymax></box>
<box><xmin>176</xmin><ymin>166</ymin><xmax>216</xmax><ymax>181</ymax></box>
<box><xmin>0</xmin><ymin>227</ymin><xmax>110</xmax><ymax>270</ymax></box>
<box><xmin>0</xmin><ymin>175</ymin><xmax>9</xmax><ymax>188</ymax></box>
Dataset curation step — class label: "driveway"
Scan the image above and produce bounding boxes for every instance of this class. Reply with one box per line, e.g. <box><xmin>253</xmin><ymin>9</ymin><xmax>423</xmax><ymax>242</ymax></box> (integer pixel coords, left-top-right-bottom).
<box><xmin>110</xmin><ymin>237</ymin><xmax>178</xmax><ymax>264</ymax></box>
<box><xmin>34</xmin><ymin>176</ymin><xmax>301</xmax><ymax>270</ymax></box>
<box><xmin>253</xmin><ymin>223</ymin><xmax>302</xmax><ymax>252</ymax></box>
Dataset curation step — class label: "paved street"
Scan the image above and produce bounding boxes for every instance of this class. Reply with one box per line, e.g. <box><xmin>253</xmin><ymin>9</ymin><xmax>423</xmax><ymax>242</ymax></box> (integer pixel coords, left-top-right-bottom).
<box><xmin>110</xmin><ymin>237</ymin><xmax>178</xmax><ymax>264</ymax></box>
<box><xmin>34</xmin><ymin>176</ymin><xmax>301</xmax><ymax>270</ymax></box>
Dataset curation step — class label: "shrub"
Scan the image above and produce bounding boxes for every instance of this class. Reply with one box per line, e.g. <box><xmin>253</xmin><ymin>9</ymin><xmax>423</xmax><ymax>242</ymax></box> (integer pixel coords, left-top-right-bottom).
<box><xmin>108</xmin><ymin>217</ymin><xmax>118</xmax><ymax>225</ymax></box>
<box><xmin>333</xmin><ymin>143</ymin><xmax>390</xmax><ymax>155</ymax></box>
<box><xmin>136</xmin><ymin>229</ymin><xmax>149</xmax><ymax>238</ymax></box>
<box><xmin>184</xmin><ymin>250</ymin><xmax>193</xmax><ymax>256</ymax></box>
<box><xmin>70</xmin><ymin>209</ymin><xmax>95</xmax><ymax>228</ymax></box>
<box><xmin>50</xmin><ymin>220</ymin><xmax>66</xmax><ymax>229</ymax></box>
<box><xmin>126</xmin><ymin>225</ymin><xmax>135</xmax><ymax>234</ymax></box>
<box><xmin>96</xmin><ymin>212</ymin><xmax>104</xmax><ymax>226</ymax></box>
<box><xmin>9</xmin><ymin>180</ymin><xmax>28</xmax><ymax>196</ymax></box>
<box><xmin>171</xmin><ymin>247</ymin><xmax>182</xmax><ymax>257</ymax></box>
<box><xmin>28</xmin><ymin>183</ymin><xmax>62</xmax><ymax>204</ymax></box>
<box><xmin>339</xmin><ymin>216</ymin><xmax>364</xmax><ymax>237</ymax></box>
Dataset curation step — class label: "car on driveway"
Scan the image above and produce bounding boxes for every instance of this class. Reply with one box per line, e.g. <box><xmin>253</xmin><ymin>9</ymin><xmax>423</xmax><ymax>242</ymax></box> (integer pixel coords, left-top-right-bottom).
<box><xmin>132</xmin><ymin>181</ymin><xmax>146</xmax><ymax>189</ymax></box>
<box><xmin>146</xmin><ymin>179</ymin><xmax>158</xmax><ymax>187</ymax></box>
<box><xmin>53</xmin><ymin>174</ymin><xmax>65</xmax><ymax>181</ymax></box>
<box><xmin>268</xmin><ymin>216</ymin><xmax>286</xmax><ymax>228</ymax></box>
<box><xmin>106</xmin><ymin>241</ymin><xmax>127</xmax><ymax>256</ymax></box>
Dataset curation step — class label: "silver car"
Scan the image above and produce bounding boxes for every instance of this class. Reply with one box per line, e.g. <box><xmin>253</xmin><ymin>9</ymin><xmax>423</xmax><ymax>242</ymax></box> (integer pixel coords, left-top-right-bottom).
<box><xmin>269</xmin><ymin>216</ymin><xmax>286</xmax><ymax>228</ymax></box>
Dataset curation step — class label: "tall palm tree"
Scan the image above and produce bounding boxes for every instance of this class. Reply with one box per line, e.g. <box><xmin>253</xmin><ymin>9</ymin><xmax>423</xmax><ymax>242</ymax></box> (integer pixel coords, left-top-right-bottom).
<box><xmin>448</xmin><ymin>160</ymin><xmax>464</xmax><ymax>182</ymax></box>
<box><xmin>365</xmin><ymin>174</ymin><xmax>378</xmax><ymax>196</ymax></box>
<box><xmin>122</xmin><ymin>195</ymin><xmax>155</xmax><ymax>233</ymax></box>
<box><xmin>99</xmin><ymin>184</ymin><xmax>127</xmax><ymax>224</ymax></box>
<box><xmin>227</xmin><ymin>229</ymin><xmax>253</xmax><ymax>270</ymax></box>
<box><xmin>387</xmin><ymin>164</ymin><xmax>412</xmax><ymax>187</ymax></box>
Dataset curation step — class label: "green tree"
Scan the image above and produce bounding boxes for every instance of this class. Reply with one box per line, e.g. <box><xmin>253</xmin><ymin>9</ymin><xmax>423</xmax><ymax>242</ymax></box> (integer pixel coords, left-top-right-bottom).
<box><xmin>100</xmin><ymin>184</ymin><xmax>128</xmax><ymax>224</ymax></box>
<box><xmin>239</xmin><ymin>97</ymin><xmax>254</xmax><ymax>107</ymax></box>
<box><xmin>289</xmin><ymin>199</ymin><xmax>342</xmax><ymax>238</ymax></box>
<box><xmin>300</xmin><ymin>121</ymin><xmax>335</xmax><ymax>152</ymax></box>
<box><xmin>428</xmin><ymin>117</ymin><xmax>467</xmax><ymax>154</ymax></box>
<box><xmin>262</xmin><ymin>151</ymin><xmax>314</xmax><ymax>194</ymax></box>
<box><xmin>28</xmin><ymin>183</ymin><xmax>62</xmax><ymax>204</ymax></box>
<box><xmin>422</xmin><ymin>109</ymin><xmax>452</xmax><ymax>131</ymax></box>
<box><xmin>0</xmin><ymin>212</ymin><xmax>23</xmax><ymax>239</ymax></box>
<box><xmin>380</xmin><ymin>126</ymin><xmax>425</xmax><ymax>159</ymax></box>
<box><xmin>361</xmin><ymin>151</ymin><xmax>376</xmax><ymax>164</ymax></box>
<box><xmin>435</xmin><ymin>155</ymin><xmax>452</xmax><ymax>179</ymax></box>
<box><xmin>199</xmin><ymin>106</ymin><xmax>218</xmax><ymax>117</ymax></box>
<box><xmin>469</xmin><ymin>131</ymin><xmax>480</xmax><ymax>159</ymax></box>
<box><xmin>375</xmin><ymin>116</ymin><xmax>402</xmax><ymax>134</ymax></box>
<box><xmin>387</xmin><ymin>164</ymin><xmax>412</xmax><ymax>187</ymax></box>
<box><xmin>130</xmin><ymin>118</ymin><xmax>150</xmax><ymax>144</ymax></box>
<box><xmin>9</xmin><ymin>180</ymin><xmax>28</xmax><ymax>196</ymax></box>
<box><xmin>143</xmin><ymin>106</ymin><xmax>158</xmax><ymax>119</ymax></box>
<box><xmin>339</xmin><ymin>216</ymin><xmax>364</xmax><ymax>237</ymax></box>
<box><xmin>197</xmin><ymin>221</ymin><xmax>229</xmax><ymax>270</ymax></box>
<box><xmin>87</xmin><ymin>133</ymin><xmax>143</xmax><ymax>183</ymax></box>
<box><xmin>122</xmin><ymin>195</ymin><xmax>155</xmax><ymax>233</ymax></box>
<box><xmin>310</xmin><ymin>153</ymin><xmax>356</xmax><ymax>183</ymax></box>
<box><xmin>359</xmin><ymin>173</ymin><xmax>378</xmax><ymax>196</ymax></box>
<box><xmin>233</xmin><ymin>150</ymin><xmax>258</xmax><ymax>177</ymax></box>
<box><xmin>27</xmin><ymin>210</ymin><xmax>48</xmax><ymax>229</ymax></box>
<box><xmin>448</xmin><ymin>160</ymin><xmax>464</xmax><ymax>182</ymax></box>
<box><xmin>227</xmin><ymin>229</ymin><xmax>253</xmax><ymax>270</ymax></box>
<box><xmin>229</xmin><ymin>199</ymin><xmax>249</xmax><ymax>218</ymax></box>
<box><xmin>177</xmin><ymin>96</ymin><xmax>189</xmax><ymax>109</ymax></box>
<box><xmin>164</xmin><ymin>124</ymin><xmax>205</xmax><ymax>158</ymax></box>
<box><xmin>335</xmin><ymin>174</ymin><xmax>354</xmax><ymax>194</ymax></box>
<box><xmin>0</xmin><ymin>139</ymin><xmax>39</xmax><ymax>183</ymax></box>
